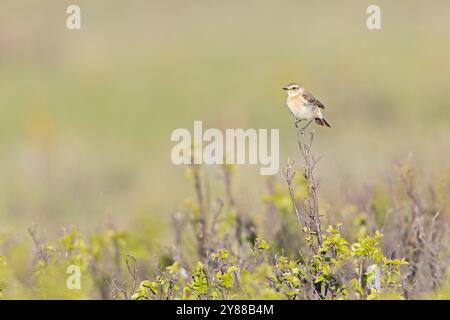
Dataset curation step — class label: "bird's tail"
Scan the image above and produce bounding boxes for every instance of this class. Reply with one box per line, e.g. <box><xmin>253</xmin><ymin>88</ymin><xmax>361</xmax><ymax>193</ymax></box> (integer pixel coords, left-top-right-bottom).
<box><xmin>315</xmin><ymin>118</ymin><xmax>331</xmax><ymax>127</ymax></box>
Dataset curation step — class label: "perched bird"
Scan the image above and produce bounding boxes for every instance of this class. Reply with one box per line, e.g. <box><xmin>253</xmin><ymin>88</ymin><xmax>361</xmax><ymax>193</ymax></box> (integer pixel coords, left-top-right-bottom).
<box><xmin>283</xmin><ymin>82</ymin><xmax>331</xmax><ymax>132</ymax></box>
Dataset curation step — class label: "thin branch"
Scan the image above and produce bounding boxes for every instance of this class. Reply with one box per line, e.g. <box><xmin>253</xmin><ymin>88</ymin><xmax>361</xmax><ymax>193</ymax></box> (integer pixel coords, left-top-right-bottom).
<box><xmin>296</xmin><ymin>130</ymin><xmax>323</xmax><ymax>247</ymax></box>
<box><xmin>283</xmin><ymin>158</ymin><xmax>305</xmax><ymax>230</ymax></box>
<box><xmin>209</xmin><ymin>198</ymin><xmax>224</xmax><ymax>236</ymax></box>
<box><xmin>191</xmin><ymin>163</ymin><xmax>207</xmax><ymax>258</ymax></box>
<box><xmin>126</xmin><ymin>255</ymin><xmax>138</xmax><ymax>295</ymax></box>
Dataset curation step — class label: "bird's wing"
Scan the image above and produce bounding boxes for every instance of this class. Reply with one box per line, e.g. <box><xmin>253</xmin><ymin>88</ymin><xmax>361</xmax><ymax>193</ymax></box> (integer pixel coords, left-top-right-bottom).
<box><xmin>303</xmin><ymin>91</ymin><xmax>325</xmax><ymax>109</ymax></box>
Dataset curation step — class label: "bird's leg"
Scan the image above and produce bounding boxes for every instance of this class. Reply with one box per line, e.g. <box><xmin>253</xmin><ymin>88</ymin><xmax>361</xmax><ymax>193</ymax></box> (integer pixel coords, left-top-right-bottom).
<box><xmin>295</xmin><ymin>119</ymin><xmax>302</xmax><ymax>128</ymax></box>
<box><xmin>302</xmin><ymin>120</ymin><xmax>313</xmax><ymax>130</ymax></box>
<box><xmin>299</xmin><ymin>120</ymin><xmax>313</xmax><ymax>135</ymax></box>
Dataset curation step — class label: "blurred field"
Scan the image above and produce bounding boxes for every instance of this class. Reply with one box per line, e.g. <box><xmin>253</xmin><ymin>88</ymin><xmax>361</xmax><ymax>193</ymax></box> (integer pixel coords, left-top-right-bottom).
<box><xmin>0</xmin><ymin>0</ymin><xmax>449</xmax><ymax>236</ymax></box>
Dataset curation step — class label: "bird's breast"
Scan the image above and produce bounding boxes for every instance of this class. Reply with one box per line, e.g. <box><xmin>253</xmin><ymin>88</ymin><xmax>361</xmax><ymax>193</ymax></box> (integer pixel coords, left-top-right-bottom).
<box><xmin>287</xmin><ymin>95</ymin><xmax>304</xmax><ymax>105</ymax></box>
<box><xmin>286</xmin><ymin>96</ymin><xmax>316</xmax><ymax>119</ymax></box>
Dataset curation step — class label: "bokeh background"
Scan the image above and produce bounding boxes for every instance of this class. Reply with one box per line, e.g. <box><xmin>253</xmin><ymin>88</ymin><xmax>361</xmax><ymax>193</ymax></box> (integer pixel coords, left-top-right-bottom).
<box><xmin>1</xmin><ymin>0</ymin><xmax>449</xmax><ymax>239</ymax></box>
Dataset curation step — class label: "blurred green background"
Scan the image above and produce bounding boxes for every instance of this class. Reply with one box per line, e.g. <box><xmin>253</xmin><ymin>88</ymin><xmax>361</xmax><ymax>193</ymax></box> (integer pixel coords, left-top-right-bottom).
<box><xmin>0</xmin><ymin>0</ymin><xmax>449</xmax><ymax>235</ymax></box>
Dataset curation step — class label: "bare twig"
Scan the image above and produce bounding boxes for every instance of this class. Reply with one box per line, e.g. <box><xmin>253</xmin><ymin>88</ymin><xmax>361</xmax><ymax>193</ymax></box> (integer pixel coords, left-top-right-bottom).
<box><xmin>294</xmin><ymin>130</ymin><xmax>324</xmax><ymax>247</ymax></box>
<box><xmin>283</xmin><ymin>158</ymin><xmax>305</xmax><ymax>231</ymax></box>
<box><xmin>126</xmin><ymin>255</ymin><xmax>138</xmax><ymax>295</ymax></box>
<box><xmin>191</xmin><ymin>163</ymin><xmax>207</xmax><ymax>258</ymax></box>
<box><xmin>209</xmin><ymin>198</ymin><xmax>224</xmax><ymax>236</ymax></box>
<box><xmin>28</xmin><ymin>224</ymin><xmax>48</xmax><ymax>263</ymax></box>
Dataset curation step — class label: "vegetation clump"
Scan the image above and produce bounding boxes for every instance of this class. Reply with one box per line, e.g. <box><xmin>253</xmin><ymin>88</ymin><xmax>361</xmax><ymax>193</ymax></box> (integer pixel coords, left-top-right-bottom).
<box><xmin>0</xmin><ymin>130</ymin><xmax>448</xmax><ymax>300</ymax></box>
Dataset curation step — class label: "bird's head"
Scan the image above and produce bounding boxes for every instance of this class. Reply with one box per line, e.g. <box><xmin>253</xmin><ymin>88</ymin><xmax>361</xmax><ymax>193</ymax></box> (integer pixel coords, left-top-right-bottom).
<box><xmin>282</xmin><ymin>82</ymin><xmax>304</xmax><ymax>97</ymax></box>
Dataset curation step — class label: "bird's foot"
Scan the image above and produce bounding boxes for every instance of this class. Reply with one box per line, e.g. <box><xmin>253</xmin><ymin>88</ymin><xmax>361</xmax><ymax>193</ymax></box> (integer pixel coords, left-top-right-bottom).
<box><xmin>299</xmin><ymin>128</ymin><xmax>305</xmax><ymax>135</ymax></box>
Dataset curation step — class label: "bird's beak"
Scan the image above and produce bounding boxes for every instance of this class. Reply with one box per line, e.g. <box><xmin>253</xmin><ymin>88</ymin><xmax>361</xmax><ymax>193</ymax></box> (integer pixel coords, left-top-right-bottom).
<box><xmin>282</xmin><ymin>87</ymin><xmax>289</xmax><ymax>90</ymax></box>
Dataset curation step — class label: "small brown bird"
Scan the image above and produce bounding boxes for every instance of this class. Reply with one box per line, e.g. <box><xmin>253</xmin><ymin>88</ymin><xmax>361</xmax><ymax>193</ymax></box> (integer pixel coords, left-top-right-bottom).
<box><xmin>283</xmin><ymin>82</ymin><xmax>331</xmax><ymax>131</ymax></box>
